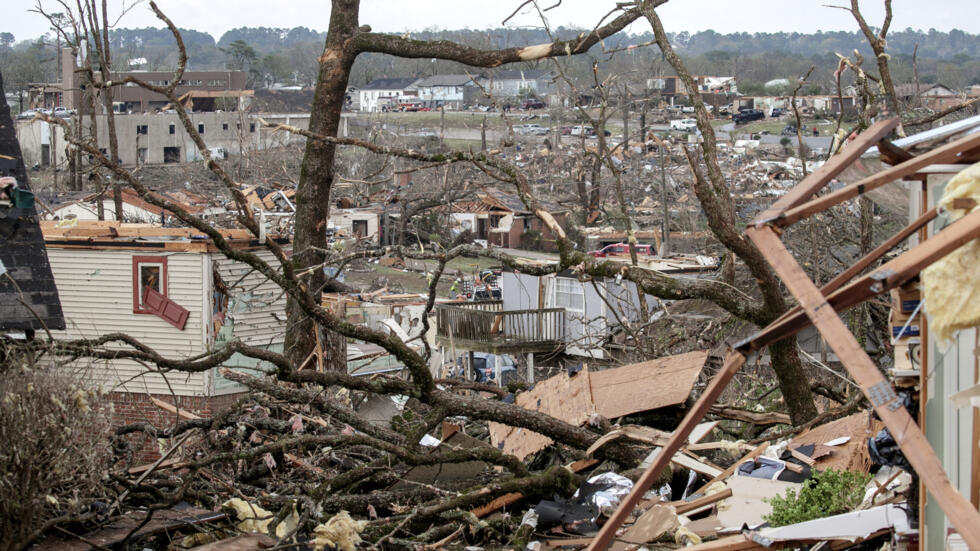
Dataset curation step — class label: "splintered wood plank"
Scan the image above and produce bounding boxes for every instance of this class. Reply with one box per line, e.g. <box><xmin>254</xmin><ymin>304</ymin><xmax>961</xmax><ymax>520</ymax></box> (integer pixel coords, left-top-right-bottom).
<box><xmin>738</xmin><ymin>205</ymin><xmax>980</xmax><ymax>354</ymax></box>
<box><xmin>752</xmin><ymin>118</ymin><xmax>898</xmax><ymax>225</ymax></box>
<box><xmin>789</xmin><ymin>411</ymin><xmax>882</xmax><ymax>473</ymax></box>
<box><xmin>777</xmin><ymin>129</ymin><xmax>980</xmax><ymax>227</ymax></box>
<box><xmin>746</xmin><ymin>225</ymin><xmax>980</xmax><ymax>550</ymax></box>
<box><xmin>590</xmin><ymin>350</ymin><xmax>709</xmax><ymax>419</ymax></box>
<box><xmin>586</xmin><ymin>350</ymin><xmax>747</xmax><ymax>551</ymax></box>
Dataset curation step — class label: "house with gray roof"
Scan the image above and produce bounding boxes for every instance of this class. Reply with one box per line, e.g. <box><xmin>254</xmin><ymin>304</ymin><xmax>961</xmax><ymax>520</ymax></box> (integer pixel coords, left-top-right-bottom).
<box><xmin>414</xmin><ymin>74</ymin><xmax>486</xmax><ymax>109</ymax></box>
<box><xmin>489</xmin><ymin>69</ymin><xmax>554</xmax><ymax>98</ymax></box>
<box><xmin>359</xmin><ymin>77</ymin><xmax>421</xmax><ymax>112</ymax></box>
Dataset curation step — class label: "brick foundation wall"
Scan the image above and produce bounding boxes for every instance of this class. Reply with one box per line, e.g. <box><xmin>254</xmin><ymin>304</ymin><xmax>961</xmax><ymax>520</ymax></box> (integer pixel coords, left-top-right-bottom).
<box><xmin>109</xmin><ymin>391</ymin><xmax>247</xmax><ymax>463</ymax></box>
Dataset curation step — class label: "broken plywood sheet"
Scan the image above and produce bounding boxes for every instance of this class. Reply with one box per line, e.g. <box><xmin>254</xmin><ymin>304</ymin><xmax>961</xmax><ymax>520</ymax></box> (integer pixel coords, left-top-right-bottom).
<box><xmin>612</xmin><ymin>505</ymin><xmax>679</xmax><ymax>549</ymax></box>
<box><xmin>790</xmin><ymin>411</ymin><xmax>881</xmax><ymax>473</ymax></box>
<box><xmin>489</xmin><ymin>351</ymin><xmax>709</xmax><ymax>460</ymax></box>
<box><xmin>590</xmin><ymin>350</ymin><xmax>709</xmax><ymax>419</ymax></box>
<box><xmin>488</xmin><ymin>368</ymin><xmax>595</xmax><ymax>460</ymax></box>
<box><xmin>716</xmin><ymin>476</ymin><xmax>800</xmax><ymax>530</ymax></box>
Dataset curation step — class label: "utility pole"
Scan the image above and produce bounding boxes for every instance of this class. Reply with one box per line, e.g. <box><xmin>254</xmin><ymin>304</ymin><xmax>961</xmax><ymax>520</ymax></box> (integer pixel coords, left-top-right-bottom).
<box><xmin>481</xmin><ymin>115</ymin><xmax>487</xmax><ymax>151</ymax></box>
<box><xmin>660</xmin><ymin>144</ymin><xmax>668</xmax><ymax>256</ymax></box>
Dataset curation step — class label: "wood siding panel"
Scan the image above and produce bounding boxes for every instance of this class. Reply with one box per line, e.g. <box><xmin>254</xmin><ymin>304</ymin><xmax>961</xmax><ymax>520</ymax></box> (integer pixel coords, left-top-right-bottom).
<box><xmin>214</xmin><ymin>251</ymin><xmax>287</xmax><ymax>346</ymax></box>
<box><xmin>47</xmin><ymin>248</ymin><xmax>207</xmax><ymax>395</ymax></box>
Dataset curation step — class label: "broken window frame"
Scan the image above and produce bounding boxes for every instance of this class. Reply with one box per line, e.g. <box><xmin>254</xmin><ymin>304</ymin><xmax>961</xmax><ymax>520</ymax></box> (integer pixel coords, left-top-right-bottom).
<box><xmin>132</xmin><ymin>255</ymin><xmax>168</xmax><ymax>314</ymax></box>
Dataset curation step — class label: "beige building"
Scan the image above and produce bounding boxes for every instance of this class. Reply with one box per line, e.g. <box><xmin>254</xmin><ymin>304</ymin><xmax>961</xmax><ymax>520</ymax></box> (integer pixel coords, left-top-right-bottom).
<box><xmin>16</xmin><ymin>112</ymin><xmax>310</xmax><ymax>168</ymax></box>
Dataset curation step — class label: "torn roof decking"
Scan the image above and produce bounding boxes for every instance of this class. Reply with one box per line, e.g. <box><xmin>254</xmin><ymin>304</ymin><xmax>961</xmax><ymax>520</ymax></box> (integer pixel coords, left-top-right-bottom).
<box><xmin>0</xmin><ymin>71</ymin><xmax>65</xmax><ymax>332</ymax></box>
<box><xmin>40</xmin><ymin>221</ymin><xmax>288</xmax><ymax>253</ymax></box>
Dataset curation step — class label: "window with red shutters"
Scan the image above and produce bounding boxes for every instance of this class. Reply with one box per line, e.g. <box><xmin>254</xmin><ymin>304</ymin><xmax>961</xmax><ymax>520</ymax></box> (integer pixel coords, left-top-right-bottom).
<box><xmin>133</xmin><ymin>256</ymin><xmax>167</xmax><ymax>314</ymax></box>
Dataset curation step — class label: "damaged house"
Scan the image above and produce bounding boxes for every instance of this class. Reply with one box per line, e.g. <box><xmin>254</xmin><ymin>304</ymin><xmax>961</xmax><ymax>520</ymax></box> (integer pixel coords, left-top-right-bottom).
<box><xmin>41</xmin><ymin>221</ymin><xmax>288</xmax><ymax>455</ymax></box>
<box><xmin>448</xmin><ymin>188</ymin><xmax>567</xmax><ymax>250</ymax></box>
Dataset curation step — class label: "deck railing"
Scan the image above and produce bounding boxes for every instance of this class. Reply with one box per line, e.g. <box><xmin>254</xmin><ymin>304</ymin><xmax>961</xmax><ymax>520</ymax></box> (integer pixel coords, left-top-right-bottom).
<box><xmin>436</xmin><ymin>303</ymin><xmax>565</xmax><ymax>348</ymax></box>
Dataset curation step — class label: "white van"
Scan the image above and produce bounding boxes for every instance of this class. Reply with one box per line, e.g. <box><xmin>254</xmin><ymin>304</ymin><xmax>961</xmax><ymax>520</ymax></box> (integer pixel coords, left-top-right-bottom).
<box><xmin>670</xmin><ymin>118</ymin><xmax>697</xmax><ymax>131</ymax></box>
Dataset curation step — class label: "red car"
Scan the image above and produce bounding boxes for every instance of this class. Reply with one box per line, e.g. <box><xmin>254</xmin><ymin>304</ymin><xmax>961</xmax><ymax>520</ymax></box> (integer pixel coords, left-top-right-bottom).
<box><xmin>588</xmin><ymin>243</ymin><xmax>655</xmax><ymax>258</ymax></box>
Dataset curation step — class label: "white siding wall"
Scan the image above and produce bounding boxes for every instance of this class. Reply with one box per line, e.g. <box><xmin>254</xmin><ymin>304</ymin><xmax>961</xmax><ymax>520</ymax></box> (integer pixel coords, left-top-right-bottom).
<box><xmin>47</xmin><ymin>248</ymin><xmax>208</xmax><ymax>395</ymax></box>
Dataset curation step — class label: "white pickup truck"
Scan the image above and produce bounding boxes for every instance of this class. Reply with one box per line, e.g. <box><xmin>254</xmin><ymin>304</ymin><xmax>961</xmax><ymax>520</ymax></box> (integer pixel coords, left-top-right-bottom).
<box><xmin>670</xmin><ymin>118</ymin><xmax>697</xmax><ymax>131</ymax></box>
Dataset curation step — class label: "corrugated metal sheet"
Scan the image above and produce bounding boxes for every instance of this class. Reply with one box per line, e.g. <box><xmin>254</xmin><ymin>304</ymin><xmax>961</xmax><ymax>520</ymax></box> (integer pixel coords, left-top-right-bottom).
<box><xmin>48</xmin><ymin>248</ymin><xmax>207</xmax><ymax>395</ymax></box>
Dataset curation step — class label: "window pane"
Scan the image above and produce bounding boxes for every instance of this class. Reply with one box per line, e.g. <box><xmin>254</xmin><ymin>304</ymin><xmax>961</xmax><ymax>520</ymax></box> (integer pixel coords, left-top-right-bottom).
<box><xmin>140</xmin><ymin>265</ymin><xmax>162</xmax><ymax>298</ymax></box>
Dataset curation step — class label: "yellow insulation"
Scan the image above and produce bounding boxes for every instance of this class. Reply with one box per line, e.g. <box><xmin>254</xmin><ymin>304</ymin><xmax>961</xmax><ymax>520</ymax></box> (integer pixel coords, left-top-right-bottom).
<box><xmin>313</xmin><ymin>511</ymin><xmax>369</xmax><ymax>551</ymax></box>
<box><xmin>922</xmin><ymin>161</ymin><xmax>980</xmax><ymax>344</ymax></box>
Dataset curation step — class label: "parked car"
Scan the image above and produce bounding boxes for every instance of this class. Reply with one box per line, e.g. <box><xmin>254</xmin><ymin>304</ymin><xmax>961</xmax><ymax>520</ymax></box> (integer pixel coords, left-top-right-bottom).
<box><xmin>670</xmin><ymin>118</ymin><xmax>697</xmax><ymax>132</ymax></box>
<box><xmin>770</xmin><ymin>108</ymin><xmax>786</xmax><ymax>117</ymax></box>
<box><xmin>588</xmin><ymin>242</ymin><xmax>655</xmax><ymax>258</ymax></box>
<box><xmin>52</xmin><ymin>106</ymin><xmax>74</xmax><ymax>118</ymax></box>
<box><xmin>16</xmin><ymin>109</ymin><xmax>38</xmax><ymax>120</ymax></box>
<box><xmin>681</xmin><ymin>106</ymin><xmax>695</xmax><ymax>113</ymax></box>
<box><xmin>514</xmin><ymin>123</ymin><xmax>548</xmax><ymax>135</ymax></box>
<box><xmin>463</xmin><ymin>353</ymin><xmax>518</xmax><ymax>384</ymax></box>
<box><xmin>781</xmin><ymin>125</ymin><xmax>798</xmax><ymax>136</ymax></box>
<box><xmin>732</xmin><ymin>109</ymin><xmax>765</xmax><ymax>124</ymax></box>
<box><xmin>559</xmin><ymin>126</ymin><xmax>573</xmax><ymax>135</ymax></box>
<box><xmin>521</xmin><ymin>99</ymin><xmax>546</xmax><ymax>110</ymax></box>
<box><xmin>414</xmin><ymin>128</ymin><xmax>438</xmax><ymax>137</ymax></box>
<box><xmin>569</xmin><ymin>125</ymin><xmax>594</xmax><ymax>137</ymax></box>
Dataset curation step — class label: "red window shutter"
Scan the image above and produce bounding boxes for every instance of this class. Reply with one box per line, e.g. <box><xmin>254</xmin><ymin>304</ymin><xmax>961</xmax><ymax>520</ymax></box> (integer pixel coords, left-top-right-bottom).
<box><xmin>143</xmin><ymin>285</ymin><xmax>167</xmax><ymax>313</ymax></box>
<box><xmin>143</xmin><ymin>286</ymin><xmax>190</xmax><ymax>330</ymax></box>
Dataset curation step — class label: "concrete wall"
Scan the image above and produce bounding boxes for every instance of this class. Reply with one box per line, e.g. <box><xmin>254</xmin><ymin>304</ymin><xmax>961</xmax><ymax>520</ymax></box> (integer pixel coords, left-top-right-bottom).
<box><xmin>16</xmin><ymin>112</ymin><xmax>310</xmax><ymax>167</ymax></box>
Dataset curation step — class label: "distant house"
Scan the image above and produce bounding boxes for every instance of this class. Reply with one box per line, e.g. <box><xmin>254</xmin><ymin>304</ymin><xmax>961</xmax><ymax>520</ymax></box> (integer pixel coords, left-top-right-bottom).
<box><xmin>895</xmin><ymin>83</ymin><xmax>964</xmax><ymax>111</ymax></box>
<box><xmin>448</xmin><ymin>188</ymin><xmax>566</xmax><ymax>251</ymax></box>
<box><xmin>489</xmin><ymin>69</ymin><xmax>554</xmax><ymax>98</ymax></box>
<box><xmin>47</xmin><ymin>188</ymin><xmax>224</xmax><ymax>223</ymax></box>
<box><xmin>358</xmin><ymin>78</ymin><xmax>420</xmax><ymax>112</ymax></box>
<box><xmin>644</xmin><ymin>75</ymin><xmax>737</xmax><ymax>105</ymax></box>
<box><xmin>329</xmin><ymin>207</ymin><xmax>382</xmax><ymax>243</ymax></box>
<box><xmin>414</xmin><ymin>74</ymin><xmax>485</xmax><ymax>109</ymax></box>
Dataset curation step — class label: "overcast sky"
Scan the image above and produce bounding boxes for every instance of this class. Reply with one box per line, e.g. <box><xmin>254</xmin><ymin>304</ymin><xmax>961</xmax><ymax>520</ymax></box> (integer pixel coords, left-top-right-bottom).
<box><xmin>4</xmin><ymin>0</ymin><xmax>978</xmax><ymax>43</ymax></box>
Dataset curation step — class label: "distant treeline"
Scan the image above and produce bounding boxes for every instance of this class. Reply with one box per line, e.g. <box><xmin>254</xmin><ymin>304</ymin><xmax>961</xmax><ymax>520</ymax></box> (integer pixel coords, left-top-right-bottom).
<box><xmin>2</xmin><ymin>25</ymin><xmax>978</xmax><ymax>94</ymax></box>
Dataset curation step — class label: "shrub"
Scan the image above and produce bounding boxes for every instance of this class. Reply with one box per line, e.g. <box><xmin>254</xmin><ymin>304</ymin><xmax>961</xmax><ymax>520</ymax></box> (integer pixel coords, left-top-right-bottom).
<box><xmin>0</xmin><ymin>362</ymin><xmax>113</xmax><ymax>550</ymax></box>
<box><xmin>763</xmin><ymin>469</ymin><xmax>872</xmax><ymax>527</ymax></box>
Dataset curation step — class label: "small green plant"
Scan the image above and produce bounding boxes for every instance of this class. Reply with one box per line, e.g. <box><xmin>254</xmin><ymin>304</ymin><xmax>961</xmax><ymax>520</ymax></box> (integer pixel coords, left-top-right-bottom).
<box><xmin>763</xmin><ymin>469</ymin><xmax>872</xmax><ymax>527</ymax></box>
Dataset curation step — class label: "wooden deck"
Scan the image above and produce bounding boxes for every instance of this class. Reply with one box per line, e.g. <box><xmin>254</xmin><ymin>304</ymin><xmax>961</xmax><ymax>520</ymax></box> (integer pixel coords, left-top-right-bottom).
<box><xmin>435</xmin><ymin>301</ymin><xmax>565</xmax><ymax>354</ymax></box>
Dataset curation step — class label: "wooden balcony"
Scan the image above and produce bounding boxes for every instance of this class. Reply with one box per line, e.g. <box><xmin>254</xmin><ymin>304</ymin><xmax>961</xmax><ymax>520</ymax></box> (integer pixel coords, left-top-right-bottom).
<box><xmin>435</xmin><ymin>301</ymin><xmax>565</xmax><ymax>354</ymax></box>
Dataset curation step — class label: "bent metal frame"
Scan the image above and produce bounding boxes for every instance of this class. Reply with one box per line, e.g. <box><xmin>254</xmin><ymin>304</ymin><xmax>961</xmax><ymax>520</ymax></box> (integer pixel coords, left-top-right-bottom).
<box><xmin>588</xmin><ymin>118</ymin><xmax>980</xmax><ymax>551</ymax></box>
